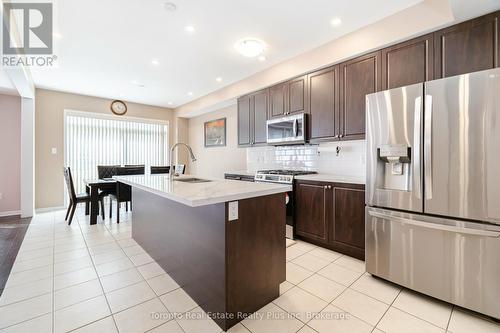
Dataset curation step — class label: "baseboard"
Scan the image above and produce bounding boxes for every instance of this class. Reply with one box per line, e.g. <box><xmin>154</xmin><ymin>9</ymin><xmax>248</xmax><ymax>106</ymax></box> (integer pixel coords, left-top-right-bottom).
<box><xmin>35</xmin><ymin>206</ymin><xmax>66</xmax><ymax>213</ymax></box>
<box><xmin>0</xmin><ymin>210</ymin><xmax>21</xmax><ymax>218</ymax></box>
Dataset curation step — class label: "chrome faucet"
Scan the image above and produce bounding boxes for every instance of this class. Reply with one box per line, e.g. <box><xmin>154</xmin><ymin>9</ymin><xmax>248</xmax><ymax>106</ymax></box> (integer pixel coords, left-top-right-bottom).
<box><xmin>169</xmin><ymin>143</ymin><xmax>197</xmax><ymax>180</ymax></box>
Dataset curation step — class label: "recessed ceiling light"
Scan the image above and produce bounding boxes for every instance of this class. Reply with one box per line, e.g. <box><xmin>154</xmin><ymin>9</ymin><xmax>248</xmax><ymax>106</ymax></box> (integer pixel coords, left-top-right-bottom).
<box><xmin>185</xmin><ymin>25</ymin><xmax>195</xmax><ymax>33</ymax></box>
<box><xmin>215</xmin><ymin>77</ymin><xmax>222</xmax><ymax>82</ymax></box>
<box><xmin>258</xmin><ymin>56</ymin><xmax>266</xmax><ymax>61</ymax></box>
<box><xmin>168</xmin><ymin>101</ymin><xmax>173</xmax><ymax>105</ymax></box>
<box><xmin>53</xmin><ymin>32</ymin><xmax>62</xmax><ymax>39</ymax></box>
<box><xmin>330</xmin><ymin>17</ymin><xmax>342</xmax><ymax>26</ymax></box>
<box><xmin>151</xmin><ymin>59</ymin><xmax>160</xmax><ymax>65</ymax></box>
<box><xmin>187</xmin><ymin>92</ymin><xmax>193</xmax><ymax>96</ymax></box>
<box><xmin>163</xmin><ymin>2</ymin><xmax>177</xmax><ymax>12</ymax></box>
<box><xmin>234</xmin><ymin>38</ymin><xmax>266</xmax><ymax>58</ymax></box>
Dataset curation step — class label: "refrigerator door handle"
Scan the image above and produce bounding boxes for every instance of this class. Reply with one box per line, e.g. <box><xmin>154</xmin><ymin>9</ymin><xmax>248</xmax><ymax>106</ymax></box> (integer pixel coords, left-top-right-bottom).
<box><xmin>414</xmin><ymin>96</ymin><xmax>422</xmax><ymax>199</ymax></box>
<box><xmin>368</xmin><ymin>210</ymin><xmax>500</xmax><ymax>237</ymax></box>
<box><xmin>424</xmin><ymin>95</ymin><xmax>433</xmax><ymax>199</ymax></box>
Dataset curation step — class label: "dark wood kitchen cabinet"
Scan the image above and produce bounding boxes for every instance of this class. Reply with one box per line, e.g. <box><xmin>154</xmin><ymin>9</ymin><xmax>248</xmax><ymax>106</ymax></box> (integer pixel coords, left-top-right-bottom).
<box><xmin>308</xmin><ymin>66</ymin><xmax>339</xmax><ymax>141</ymax></box>
<box><xmin>381</xmin><ymin>34</ymin><xmax>434</xmax><ymax>90</ymax></box>
<box><xmin>237</xmin><ymin>89</ymin><xmax>268</xmax><ymax>147</ymax></box>
<box><xmin>331</xmin><ymin>185</ymin><xmax>366</xmax><ymax>255</ymax></box>
<box><xmin>339</xmin><ymin>51</ymin><xmax>382</xmax><ymax>140</ymax></box>
<box><xmin>269</xmin><ymin>75</ymin><xmax>308</xmax><ymax>119</ymax></box>
<box><xmin>295</xmin><ymin>182</ymin><xmax>329</xmax><ymax>243</ymax></box>
<box><xmin>434</xmin><ymin>11</ymin><xmax>499</xmax><ymax>79</ymax></box>
<box><xmin>295</xmin><ymin>180</ymin><xmax>365</xmax><ymax>260</ymax></box>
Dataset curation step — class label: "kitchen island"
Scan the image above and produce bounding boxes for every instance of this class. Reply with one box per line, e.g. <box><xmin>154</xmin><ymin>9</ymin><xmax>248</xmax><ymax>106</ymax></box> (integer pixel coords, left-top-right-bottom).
<box><xmin>114</xmin><ymin>174</ymin><xmax>291</xmax><ymax>331</ymax></box>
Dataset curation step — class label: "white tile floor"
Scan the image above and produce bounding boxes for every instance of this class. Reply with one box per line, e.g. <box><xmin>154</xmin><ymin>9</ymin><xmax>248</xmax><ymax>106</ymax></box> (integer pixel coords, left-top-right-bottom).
<box><xmin>1</xmin><ymin>208</ymin><xmax>499</xmax><ymax>333</ymax></box>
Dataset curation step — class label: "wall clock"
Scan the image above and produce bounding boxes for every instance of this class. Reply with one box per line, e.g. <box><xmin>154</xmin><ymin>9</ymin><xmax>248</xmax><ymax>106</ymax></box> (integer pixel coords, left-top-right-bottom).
<box><xmin>110</xmin><ymin>100</ymin><xmax>127</xmax><ymax>115</ymax></box>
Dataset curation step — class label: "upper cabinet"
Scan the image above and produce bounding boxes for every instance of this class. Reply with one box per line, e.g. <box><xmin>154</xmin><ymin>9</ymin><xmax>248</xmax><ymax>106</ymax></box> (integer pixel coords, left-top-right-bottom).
<box><xmin>237</xmin><ymin>89</ymin><xmax>269</xmax><ymax>147</ymax></box>
<box><xmin>236</xmin><ymin>10</ymin><xmax>499</xmax><ymax>147</ymax></box>
<box><xmin>339</xmin><ymin>51</ymin><xmax>382</xmax><ymax>140</ymax></box>
<box><xmin>269</xmin><ymin>75</ymin><xmax>308</xmax><ymax>119</ymax></box>
<box><xmin>269</xmin><ymin>82</ymin><xmax>287</xmax><ymax>118</ymax></box>
<box><xmin>381</xmin><ymin>34</ymin><xmax>434</xmax><ymax>90</ymax></box>
<box><xmin>434</xmin><ymin>11</ymin><xmax>499</xmax><ymax>79</ymax></box>
<box><xmin>237</xmin><ymin>96</ymin><xmax>252</xmax><ymax>146</ymax></box>
<box><xmin>308</xmin><ymin>66</ymin><xmax>339</xmax><ymax>141</ymax></box>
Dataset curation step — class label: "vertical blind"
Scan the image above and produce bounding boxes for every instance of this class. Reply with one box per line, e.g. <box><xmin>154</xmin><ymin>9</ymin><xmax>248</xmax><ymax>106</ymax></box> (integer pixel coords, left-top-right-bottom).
<box><xmin>65</xmin><ymin>113</ymin><xmax>169</xmax><ymax>194</ymax></box>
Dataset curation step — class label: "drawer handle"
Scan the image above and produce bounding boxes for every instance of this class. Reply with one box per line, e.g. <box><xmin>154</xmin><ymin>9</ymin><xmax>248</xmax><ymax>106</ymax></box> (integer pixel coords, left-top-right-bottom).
<box><xmin>369</xmin><ymin>211</ymin><xmax>500</xmax><ymax>238</ymax></box>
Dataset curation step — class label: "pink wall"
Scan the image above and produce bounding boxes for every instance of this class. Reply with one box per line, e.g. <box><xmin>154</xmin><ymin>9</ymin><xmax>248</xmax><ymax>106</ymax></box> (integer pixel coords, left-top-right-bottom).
<box><xmin>0</xmin><ymin>94</ymin><xmax>21</xmax><ymax>215</ymax></box>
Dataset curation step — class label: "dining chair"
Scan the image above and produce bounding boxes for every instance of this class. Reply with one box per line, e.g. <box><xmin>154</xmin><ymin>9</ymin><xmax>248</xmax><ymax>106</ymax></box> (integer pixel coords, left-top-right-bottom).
<box><xmin>110</xmin><ymin>166</ymin><xmax>145</xmax><ymax>223</ymax></box>
<box><xmin>150</xmin><ymin>166</ymin><xmax>170</xmax><ymax>174</ymax></box>
<box><xmin>97</xmin><ymin>165</ymin><xmax>119</xmax><ymax>218</ymax></box>
<box><xmin>64</xmin><ymin>167</ymin><xmax>106</xmax><ymax>225</ymax></box>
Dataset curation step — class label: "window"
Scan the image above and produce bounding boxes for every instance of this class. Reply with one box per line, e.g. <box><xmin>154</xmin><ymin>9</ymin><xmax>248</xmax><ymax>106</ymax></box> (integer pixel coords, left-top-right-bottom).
<box><xmin>64</xmin><ymin>111</ymin><xmax>169</xmax><ymax>194</ymax></box>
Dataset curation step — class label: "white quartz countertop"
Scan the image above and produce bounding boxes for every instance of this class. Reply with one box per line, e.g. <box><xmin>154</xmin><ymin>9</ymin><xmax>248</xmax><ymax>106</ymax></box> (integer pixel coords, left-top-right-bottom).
<box><xmin>294</xmin><ymin>174</ymin><xmax>365</xmax><ymax>185</ymax></box>
<box><xmin>114</xmin><ymin>174</ymin><xmax>291</xmax><ymax>207</ymax></box>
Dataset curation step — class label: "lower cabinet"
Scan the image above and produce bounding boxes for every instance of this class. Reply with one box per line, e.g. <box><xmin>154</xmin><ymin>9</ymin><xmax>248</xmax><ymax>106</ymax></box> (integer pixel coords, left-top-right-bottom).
<box><xmin>295</xmin><ymin>180</ymin><xmax>365</xmax><ymax>260</ymax></box>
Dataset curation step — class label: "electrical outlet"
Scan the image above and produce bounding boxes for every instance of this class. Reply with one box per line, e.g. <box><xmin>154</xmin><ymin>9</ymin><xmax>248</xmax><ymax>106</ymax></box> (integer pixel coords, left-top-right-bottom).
<box><xmin>51</xmin><ymin>147</ymin><xmax>57</xmax><ymax>155</ymax></box>
<box><xmin>228</xmin><ymin>201</ymin><xmax>238</xmax><ymax>221</ymax></box>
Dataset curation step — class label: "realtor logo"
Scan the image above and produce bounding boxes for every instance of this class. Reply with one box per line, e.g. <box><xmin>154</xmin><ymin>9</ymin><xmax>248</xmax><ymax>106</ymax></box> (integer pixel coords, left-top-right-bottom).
<box><xmin>2</xmin><ymin>2</ymin><xmax>53</xmax><ymax>55</ymax></box>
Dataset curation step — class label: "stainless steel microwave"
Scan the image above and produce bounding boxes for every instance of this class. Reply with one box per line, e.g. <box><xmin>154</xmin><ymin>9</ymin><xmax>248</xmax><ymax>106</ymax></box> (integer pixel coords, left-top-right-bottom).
<box><xmin>266</xmin><ymin>113</ymin><xmax>306</xmax><ymax>145</ymax></box>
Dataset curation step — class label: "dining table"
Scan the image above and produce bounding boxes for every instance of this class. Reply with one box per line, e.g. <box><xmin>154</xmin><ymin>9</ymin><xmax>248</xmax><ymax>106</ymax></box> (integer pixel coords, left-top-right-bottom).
<box><xmin>84</xmin><ymin>178</ymin><xmax>117</xmax><ymax>225</ymax></box>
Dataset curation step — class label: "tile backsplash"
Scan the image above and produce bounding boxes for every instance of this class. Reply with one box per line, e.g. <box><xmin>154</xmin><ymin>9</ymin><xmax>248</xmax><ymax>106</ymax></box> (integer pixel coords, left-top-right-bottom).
<box><xmin>246</xmin><ymin>140</ymin><xmax>365</xmax><ymax>178</ymax></box>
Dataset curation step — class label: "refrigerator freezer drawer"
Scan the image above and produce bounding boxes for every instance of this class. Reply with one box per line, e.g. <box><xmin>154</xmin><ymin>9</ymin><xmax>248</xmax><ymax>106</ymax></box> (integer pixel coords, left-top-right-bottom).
<box><xmin>366</xmin><ymin>207</ymin><xmax>500</xmax><ymax>319</ymax></box>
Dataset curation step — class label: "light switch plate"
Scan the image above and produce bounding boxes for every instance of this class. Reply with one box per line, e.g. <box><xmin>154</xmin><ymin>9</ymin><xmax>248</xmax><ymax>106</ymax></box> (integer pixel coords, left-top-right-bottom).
<box><xmin>228</xmin><ymin>201</ymin><xmax>238</xmax><ymax>221</ymax></box>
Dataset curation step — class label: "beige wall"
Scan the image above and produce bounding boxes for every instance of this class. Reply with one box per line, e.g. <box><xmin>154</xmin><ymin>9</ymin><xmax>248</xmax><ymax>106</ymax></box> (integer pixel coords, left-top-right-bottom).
<box><xmin>187</xmin><ymin>104</ymin><xmax>246</xmax><ymax>178</ymax></box>
<box><xmin>0</xmin><ymin>94</ymin><xmax>21</xmax><ymax>214</ymax></box>
<box><xmin>35</xmin><ymin>89</ymin><xmax>175</xmax><ymax>209</ymax></box>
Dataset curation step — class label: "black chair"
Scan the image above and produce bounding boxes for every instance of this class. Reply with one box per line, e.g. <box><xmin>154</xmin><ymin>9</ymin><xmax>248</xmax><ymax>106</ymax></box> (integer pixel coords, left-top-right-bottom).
<box><xmin>64</xmin><ymin>167</ymin><xmax>106</xmax><ymax>225</ymax></box>
<box><xmin>97</xmin><ymin>165</ymin><xmax>118</xmax><ymax>179</ymax></box>
<box><xmin>97</xmin><ymin>165</ymin><xmax>119</xmax><ymax>218</ymax></box>
<box><xmin>150</xmin><ymin>166</ymin><xmax>170</xmax><ymax>174</ymax></box>
<box><xmin>110</xmin><ymin>166</ymin><xmax>145</xmax><ymax>222</ymax></box>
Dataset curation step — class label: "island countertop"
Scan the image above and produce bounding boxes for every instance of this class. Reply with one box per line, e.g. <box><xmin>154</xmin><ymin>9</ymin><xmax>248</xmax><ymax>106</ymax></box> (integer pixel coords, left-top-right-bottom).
<box><xmin>114</xmin><ymin>174</ymin><xmax>291</xmax><ymax>207</ymax></box>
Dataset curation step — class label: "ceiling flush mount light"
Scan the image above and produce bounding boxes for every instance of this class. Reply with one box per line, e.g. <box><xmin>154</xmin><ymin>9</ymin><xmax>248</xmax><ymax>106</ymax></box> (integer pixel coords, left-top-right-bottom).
<box><xmin>185</xmin><ymin>25</ymin><xmax>195</xmax><ymax>33</ymax></box>
<box><xmin>168</xmin><ymin>101</ymin><xmax>173</xmax><ymax>105</ymax></box>
<box><xmin>330</xmin><ymin>17</ymin><xmax>342</xmax><ymax>27</ymax></box>
<box><xmin>258</xmin><ymin>56</ymin><xmax>266</xmax><ymax>62</ymax></box>
<box><xmin>163</xmin><ymin>2</ymin><xmax>177</xmax><ymax>12</ymax></box>
<box><xmin>151</xmin><ymin>59</ymin><xmax>160</xmax><ymax>65</ymax></box>
<box><xmin>234</xmin><ymin>38</ymin><xmax>266</xmax><ymax>58</ymax></box>
<box><xmin>215</xmin><ymin>77</ymin><xmax>222</xmax><ymax>82</ymax></box>
<box><xmin>187</xmin><ymin>91</ymin><xmax>193</xmax><ymax>96</ymax></box>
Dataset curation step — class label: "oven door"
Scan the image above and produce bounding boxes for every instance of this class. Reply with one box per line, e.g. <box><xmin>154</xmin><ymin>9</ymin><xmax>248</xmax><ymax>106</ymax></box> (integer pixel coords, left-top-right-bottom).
<box><xmin>267</xmin><ymin>114</ymin><xmax>306</xmax><ymax>145</ymax></box>
<box><xmin>255</xmin><ymin>180</ymin><xmax>294</xmax><ymax>239</ymax></box>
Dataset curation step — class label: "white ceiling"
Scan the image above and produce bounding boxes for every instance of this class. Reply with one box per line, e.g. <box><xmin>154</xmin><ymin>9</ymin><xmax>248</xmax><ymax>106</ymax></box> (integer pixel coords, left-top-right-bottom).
<box><xmin>29</xmin><ymin>0</ymin><xmax>423</xmax><ymax>108</ymax></box>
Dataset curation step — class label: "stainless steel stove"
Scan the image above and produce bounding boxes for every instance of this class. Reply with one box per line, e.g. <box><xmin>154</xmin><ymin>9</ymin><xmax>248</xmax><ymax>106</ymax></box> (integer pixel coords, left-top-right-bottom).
<box><xmin>254</xmin><ymin>169</ymin><xmax>317</xmax><ymax>239</ymax></box>
<box><xmin>254</xmin><ymin>169</ymin><xmax>317</xmax><ymax>184</ymax></box>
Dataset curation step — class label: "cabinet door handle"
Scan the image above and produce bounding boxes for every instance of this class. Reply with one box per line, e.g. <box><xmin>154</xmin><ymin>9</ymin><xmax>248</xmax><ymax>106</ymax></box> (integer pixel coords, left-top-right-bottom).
<box><xmin>339</xmin><ymin>134</ymin><xmax>344</xmax><ymax>138</ymax></box>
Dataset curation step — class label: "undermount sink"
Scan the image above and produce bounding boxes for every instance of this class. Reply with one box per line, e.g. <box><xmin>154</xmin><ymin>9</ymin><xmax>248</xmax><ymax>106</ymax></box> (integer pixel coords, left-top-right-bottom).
<box><xmin>174</xmin><ymin>178</ymin><xmax>212</xmax><ymax>183</ymax></box>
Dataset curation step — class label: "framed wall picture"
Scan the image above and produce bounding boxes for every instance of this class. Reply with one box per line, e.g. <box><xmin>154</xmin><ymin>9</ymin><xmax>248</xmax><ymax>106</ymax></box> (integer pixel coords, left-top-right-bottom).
<box><xmin>204</xmin><ymin>118</ymin><xmax>226</xmax><ymax>147</ymax></box>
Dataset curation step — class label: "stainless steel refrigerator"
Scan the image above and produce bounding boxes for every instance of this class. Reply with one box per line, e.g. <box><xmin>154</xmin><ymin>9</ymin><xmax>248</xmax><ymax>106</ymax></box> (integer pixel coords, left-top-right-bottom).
<box><xmin>365</xmin><ymin>67</ymin><xmax>500</xmax><ymax>319</ymax></box>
